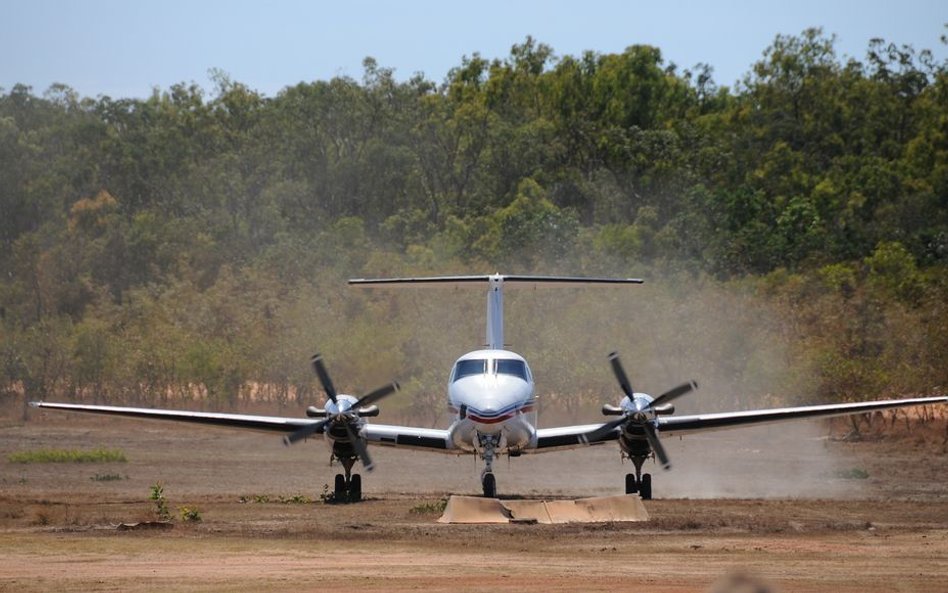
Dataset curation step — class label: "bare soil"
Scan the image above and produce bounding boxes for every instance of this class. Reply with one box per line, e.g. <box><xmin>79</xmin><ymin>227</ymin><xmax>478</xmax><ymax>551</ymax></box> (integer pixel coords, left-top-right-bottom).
<box><xmin>1</xmin><ymin>411</ymin><xmax>946</xmax><ymax>592</ymax></box>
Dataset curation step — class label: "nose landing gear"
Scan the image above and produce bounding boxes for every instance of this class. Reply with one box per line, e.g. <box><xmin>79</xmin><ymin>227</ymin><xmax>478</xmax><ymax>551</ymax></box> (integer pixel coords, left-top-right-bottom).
<box><xmin>478</xmin><ymin>433</ymin><xmax>499</xmax><ymax>498</ymax></box>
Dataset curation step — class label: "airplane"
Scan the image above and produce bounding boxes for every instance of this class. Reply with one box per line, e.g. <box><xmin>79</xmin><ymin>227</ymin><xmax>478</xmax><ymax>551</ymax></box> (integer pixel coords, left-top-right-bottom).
<box><xmin>31</xmin><ymin>274</ymin><xmax>948</xmax><ymax>501</ymax></box>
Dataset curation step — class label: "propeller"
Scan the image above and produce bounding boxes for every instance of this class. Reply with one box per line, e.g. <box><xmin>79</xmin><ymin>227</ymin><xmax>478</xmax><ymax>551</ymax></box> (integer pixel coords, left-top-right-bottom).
<box><xmin>581</xmin><ymin>352</ymin><xmax>696</xmax><ymax>470</ymax></box>
<box><xmin>282</xmin><ymin>354</ymin><xmax>398</xmax><ymax>473</ymax></box>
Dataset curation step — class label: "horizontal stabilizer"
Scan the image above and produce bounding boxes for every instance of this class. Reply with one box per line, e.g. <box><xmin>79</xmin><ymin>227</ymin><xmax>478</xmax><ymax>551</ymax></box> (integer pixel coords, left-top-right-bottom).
<box><xmin>349</xmin><ymin>274</ymin><xmax>644</xmax><ymax>289</ymax></box>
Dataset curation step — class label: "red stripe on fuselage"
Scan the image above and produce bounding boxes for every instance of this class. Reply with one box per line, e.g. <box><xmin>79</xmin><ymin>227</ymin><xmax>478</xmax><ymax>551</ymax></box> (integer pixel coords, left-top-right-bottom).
<box><xmin>465</xmin><ymin>404</ymin><xmax>535</xmax><ymax>424</ymax></box>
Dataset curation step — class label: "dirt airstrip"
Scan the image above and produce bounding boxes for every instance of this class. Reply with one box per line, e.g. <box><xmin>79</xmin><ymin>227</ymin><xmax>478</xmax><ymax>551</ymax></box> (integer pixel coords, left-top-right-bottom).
<box><xmin>1</xmin><ymin>410</ymin><xmax>946</xmax><ymax>592</ymax></box>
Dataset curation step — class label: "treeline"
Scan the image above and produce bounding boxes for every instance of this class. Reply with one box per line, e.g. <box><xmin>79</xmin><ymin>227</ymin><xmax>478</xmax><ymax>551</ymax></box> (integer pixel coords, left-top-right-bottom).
<box><xmin>1</xmin><ymin>29</ymin><xmax>945</xmax><ymax>421</ymax></box>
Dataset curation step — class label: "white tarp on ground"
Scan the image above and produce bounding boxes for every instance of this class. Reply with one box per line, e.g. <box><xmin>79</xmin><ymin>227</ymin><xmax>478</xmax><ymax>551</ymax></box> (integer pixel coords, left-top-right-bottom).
<box><xmin>437</xmin><ymin>494</ymin><xmax>649</xmax><ymax>524</ymax></box>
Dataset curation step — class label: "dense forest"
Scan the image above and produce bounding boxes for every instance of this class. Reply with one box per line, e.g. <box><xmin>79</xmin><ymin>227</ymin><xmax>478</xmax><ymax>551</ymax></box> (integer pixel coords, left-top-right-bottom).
<box><xmin>1</xmin><ymin>29</ymin><xmax>946</xmax><ymax>423</ymax></box>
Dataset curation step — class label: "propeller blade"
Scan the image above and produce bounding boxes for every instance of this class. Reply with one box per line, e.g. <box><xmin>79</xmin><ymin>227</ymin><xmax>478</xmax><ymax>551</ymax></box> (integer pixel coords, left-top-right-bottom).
<box><xmin>608</xmin><ymin>352</ymin><xmax>634</xmax><ymax>399</ymax></box>
<box><xmin>353</xmin><ymin>382</ymin><xmax>399</xmax><ymax>409</ymax></box>
<box><xmin>643</xmin><ymin>423</ymin><xmax>671</xmax><ymax>470</ymax></box>
<box><xmin>344</xmin><ymin>422</ymin><xmax>374</xmax><ymax>472</ymax></box>
<box><xmin>580</xmin><ymin>416</ymin><xmax>627</xmax><ymax>444</ymax></box>
<box><xmin>283</xmin><ymin>418</ymin><xmax>330</xmax><ymax>446</ymax></box>
<box><xmin>311</xmin><ymin>354</ymin><xmax>338</xmax><ymax>404</ymax></box>
<box><xmin>650</xmin><ymin>380</ymin><xmax>698</xmax><ymax>408</ymax></box>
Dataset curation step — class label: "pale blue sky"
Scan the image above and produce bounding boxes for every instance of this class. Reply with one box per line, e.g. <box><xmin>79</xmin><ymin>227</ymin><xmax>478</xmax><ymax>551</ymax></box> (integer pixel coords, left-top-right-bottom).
<box><xmin>2</xmin><ymin>0</ymin><xmax>945</xmax><ymax>99</ymax></box>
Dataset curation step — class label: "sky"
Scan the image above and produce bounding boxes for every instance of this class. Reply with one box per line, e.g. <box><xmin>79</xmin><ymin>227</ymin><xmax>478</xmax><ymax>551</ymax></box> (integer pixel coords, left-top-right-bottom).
<box><xmin>1</xmin><ymin>0</ymin><xmax>945</xmax><ymax>99</ymax></box>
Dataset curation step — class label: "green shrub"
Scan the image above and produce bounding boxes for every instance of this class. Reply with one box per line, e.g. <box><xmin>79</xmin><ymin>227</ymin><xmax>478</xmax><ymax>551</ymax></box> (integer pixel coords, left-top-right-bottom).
<box><xmin>409</xmin><ymin>499</ymin><xmax>448</xmax><ymax>514</ymax></box>
<box><xmin>8</xmin><ymin>448</ymin><xmax>127</xmax><ymax>464</ymax></box>
<box><xmin>90</xmin><ymin>473</ymin><xmax>126</xmax><ymax>481</ymax></box>
<box><xmin>150</xmin><ymin>482</ymin><xmax>171</xmax><ymax>521</ymax></box>
<box><xmin>178</xmin><ymin>506</ymin><xmax>202</xmax><ymax>522</ymax></box>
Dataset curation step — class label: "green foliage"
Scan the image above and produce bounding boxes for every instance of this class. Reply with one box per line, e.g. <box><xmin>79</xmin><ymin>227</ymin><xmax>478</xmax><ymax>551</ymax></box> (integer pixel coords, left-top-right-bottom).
<box><xmin>90</xmin><ymin>473</ymin><xmax>126</xmax><ymax>481</ymax></box>
<box><xmin>835</xmin><ymin>467</ymin><xmax>870</xmax><ymax>480</ymax></box>
<box><xmin>318</xmin><ymin>484</ymin><xmax>335</xmax><ymax>504</ymax></box>
<box><xmin>178</xmin><ymin>506</ymin><xmax>202</xmax><ymax>522</ymax></box>
<box><xmin>238</xmin><ymin>493</ymin><xmax>313</xmax><ymax>504</ymax></box>
<box><xmin>865</xmin><ymin>241</ymin><xmax>924</xmax><ymax>302</ymax></box>
<box><xmin>8</xmin><ymin>448</ymin><xmax>126</xmax><ymax>463</ymax></box>
<box><xmin>0</xmin><ymin>30</ymin><xmax>945</xmax><ymax>415</ymax></box>
<box><xmin>150</xmin><ymin>482</ymin><xmax>171</xmax><ymax>521</ymax></box>
<box><xmin>409</xmin><ymin>498</ymin><xmax>448</xmax><ymax>514</ymax></box>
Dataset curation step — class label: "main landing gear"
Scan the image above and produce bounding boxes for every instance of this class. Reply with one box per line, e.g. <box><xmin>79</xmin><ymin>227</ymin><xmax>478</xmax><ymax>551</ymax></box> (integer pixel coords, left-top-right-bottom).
<box><xmin>333</xmin><ymin>472</ymin><xmax>362</xmax><ymax>502</ymax></box>
<box><xmin>625</xmin><ymin>472</ymin><xmax>652</xmax><ymax>499</ymax></box>
<box><xmin>333</xmin><ymin>456</ymin><xmax>363</xmax><ymax>502</ymax></box>
<box><xmin>625</xmin><ymin>455</ymin><xmax>653</xmax><ymax>500</ymax></box>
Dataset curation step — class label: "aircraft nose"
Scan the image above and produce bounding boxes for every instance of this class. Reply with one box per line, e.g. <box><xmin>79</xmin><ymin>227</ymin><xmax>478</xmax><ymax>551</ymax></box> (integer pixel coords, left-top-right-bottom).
<box><xmin>480</xmin><ymin>402</ymin><xmax>498</xmax><ymax>415</ymax></box>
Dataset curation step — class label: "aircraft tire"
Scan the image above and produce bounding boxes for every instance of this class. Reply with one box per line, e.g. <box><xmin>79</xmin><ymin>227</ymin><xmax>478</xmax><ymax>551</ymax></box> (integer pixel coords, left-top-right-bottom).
<box><xmin>334</xmin><ymin>473</ymin><xmax>346</xmax><ymax>501</ymax></box>
<box><xmin>349</xmin><ymin>474</ymin><xmax>362</xmax><ymax>502</ymax></box>
<box><xmin>625</xmin><ymin>473</ymin><xmax>638</xmax><ymax>494</ymax></box>
<box><xmin>482</xmin><ymin>472</ymin><xmax>497</xmax><ymax>498</ymax></box>
<box><xmin>640</xmin><ymin>473</ymin><xmax>652</xmax><ymax>500</ymax></box>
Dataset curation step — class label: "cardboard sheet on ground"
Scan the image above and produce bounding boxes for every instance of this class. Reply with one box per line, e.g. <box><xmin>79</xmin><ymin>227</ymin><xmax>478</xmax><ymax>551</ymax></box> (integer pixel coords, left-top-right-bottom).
<box><xmin>437</xmin><ymin>494</ymin><xmax>649</xmax><ymax>524</ymax></box>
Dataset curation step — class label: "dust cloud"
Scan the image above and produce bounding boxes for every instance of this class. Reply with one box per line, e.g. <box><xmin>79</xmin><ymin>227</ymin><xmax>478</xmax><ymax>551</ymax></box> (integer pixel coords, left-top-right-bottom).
<box><xmin>355</xmin><ymin>267</ymin><xmax>864</xmax><ymax>499</ymax></box>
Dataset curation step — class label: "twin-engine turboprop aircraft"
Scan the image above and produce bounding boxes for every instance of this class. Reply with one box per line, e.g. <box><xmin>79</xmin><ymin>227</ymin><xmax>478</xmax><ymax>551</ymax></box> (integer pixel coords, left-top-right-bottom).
<box><xmin>32</xmin><ymin>274</ymin><xmax>948</xmax><ymax>501</ymax></box>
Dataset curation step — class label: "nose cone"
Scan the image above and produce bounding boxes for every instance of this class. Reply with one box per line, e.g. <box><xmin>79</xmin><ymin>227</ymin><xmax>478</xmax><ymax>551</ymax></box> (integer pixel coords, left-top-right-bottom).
<box><xmin>451</xmin><ymin>374</ymin><xmax>533</xmax><ymax>432</ymax></box>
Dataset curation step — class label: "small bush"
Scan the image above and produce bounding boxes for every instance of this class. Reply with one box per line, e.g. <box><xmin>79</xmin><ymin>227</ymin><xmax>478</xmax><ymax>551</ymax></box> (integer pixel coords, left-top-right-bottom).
<box><xmin>836</xmin><ymin>467</ymin><xmax>870</xmax><ymax>480</ymax></box>
<box><xmin>409</xmin><ymin>499</ymin><xmax>448</xmax><ymax>514</ymax></box>
<box><xmin>238</xmin><ymin>493</ymin><xmax>313</xmax><ymax>504</ymax></box>
<box><xmin>319</xmin><ymin>484</ymin><xmax>336</xmax><ymax>504</ymax></box>
<box><xmin>238</xmin><ymin>494</ymin><xmax>272</xmax><ymax>504</ymax></box>
<box><xmin>8</xmin><ymin>448</ymin><xmax>127</xmax><ymax>464</ymax></box>
<box><xmin>90</xmin><ymin>473</ymin><xmax>126</xmax><ymax>482</ymax></box>
<box><xmin>178</xmin><ymin>506</ymin><xmax>202</xmax><ymax>522</ymax></box>
<box><xmin>280</xmin><ymin>494</ymin><xmax>313</xmax><ymax>504</ymax></box>
<box><xmin>150</xmin><ymin>482</ymin><xmax>171</xmax><ymax>521</ymax></box>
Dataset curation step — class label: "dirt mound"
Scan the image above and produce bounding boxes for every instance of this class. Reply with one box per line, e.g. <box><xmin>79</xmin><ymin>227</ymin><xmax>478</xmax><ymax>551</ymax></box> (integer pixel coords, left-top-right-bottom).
<box><xmin>438</xmin><ymin>494</ymin><xmax>649</xmax><ymax>524</ymax></box>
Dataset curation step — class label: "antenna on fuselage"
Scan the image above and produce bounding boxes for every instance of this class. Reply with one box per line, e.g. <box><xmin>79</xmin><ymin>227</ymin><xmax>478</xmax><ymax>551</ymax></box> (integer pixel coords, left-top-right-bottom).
<box><xmin>349</xmin><ymin>274</ymin><xmax>645</xmax><ymax>350</ymax></box>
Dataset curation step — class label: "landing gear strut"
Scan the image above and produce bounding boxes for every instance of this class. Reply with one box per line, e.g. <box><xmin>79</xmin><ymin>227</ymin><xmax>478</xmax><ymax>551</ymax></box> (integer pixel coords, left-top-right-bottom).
<box><xmin>625</xmin><ymin>455</ymin><xmax>653</xmax><ymax>500</ymax></box>
<box><xmin>479</xmin><ymin>434</ymin><xmax>498</xmax><ymax>498</ymax></box>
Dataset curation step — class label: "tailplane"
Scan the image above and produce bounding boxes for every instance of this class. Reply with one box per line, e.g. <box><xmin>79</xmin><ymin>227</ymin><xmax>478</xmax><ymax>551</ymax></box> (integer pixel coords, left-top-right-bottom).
<box><xmin>350</xmin><ymin>274</ymin><xmax>644</xmax><ymax>350</ymax></box>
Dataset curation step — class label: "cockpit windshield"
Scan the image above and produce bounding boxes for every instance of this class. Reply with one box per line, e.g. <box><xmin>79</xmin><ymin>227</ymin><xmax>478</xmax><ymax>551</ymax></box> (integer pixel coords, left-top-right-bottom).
<box><xmin>496</xmin><ymin>359</ymin><xmax>528</xmax><ymax>380</ymax></box>
<box><xmin>453</xmin><ymin>358</ymin><xmax>530</xmax><ymax>382</ymax></box>
<box><xmin>454</xmin><ymin>359</ymin><xmax>487</xmax><ymax>380</ymax></box>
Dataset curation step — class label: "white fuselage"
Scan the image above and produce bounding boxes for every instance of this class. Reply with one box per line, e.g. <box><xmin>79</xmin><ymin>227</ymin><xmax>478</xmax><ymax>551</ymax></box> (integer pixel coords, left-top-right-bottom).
<box><xmin>445</xmin><ymin>349</ymin><xmax>537</xmax><ymax>454</ymax></box>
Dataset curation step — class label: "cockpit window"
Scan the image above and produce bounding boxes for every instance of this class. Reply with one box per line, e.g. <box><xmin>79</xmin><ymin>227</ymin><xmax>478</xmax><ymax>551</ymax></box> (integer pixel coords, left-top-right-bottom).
<box><xmin>454</xmin><ymin>359</ymin><xmax>487</xmax><ymax>381</ymax></box>
<box><xmin>496</xmin><ymin>359</ymin><xmax>528</xmax><ymax>380</ymax></box>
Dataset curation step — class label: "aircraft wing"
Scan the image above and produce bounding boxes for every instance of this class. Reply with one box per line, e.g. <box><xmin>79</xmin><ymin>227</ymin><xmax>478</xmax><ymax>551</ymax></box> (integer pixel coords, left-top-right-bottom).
<box><xmin>528</xmin><ymin>396</ymin><xmax>947</xmax><ymax>452</ymax></box>
<box><xmin>30</xmin><ymin>402</ymin><xmax>315</xmax><ymax>433</ymax></box>
<box><xmin>532</xmin><ymin>424</ymin><xmax>618</xmax><ymax>451</ymax></box>
<box><xmin>656</xmin><ymin>396</ymin><xmax>948</xmax><ymax>436</ymax></box>
<box><xmin>362</xmin><ymin>424</ymin><xmax>454</xmax><ymax>452</ymax></box>
<box><xmin>29</xmin><ymin>401</ymin><xmax>456</xmax><ymax>452</ymax></box>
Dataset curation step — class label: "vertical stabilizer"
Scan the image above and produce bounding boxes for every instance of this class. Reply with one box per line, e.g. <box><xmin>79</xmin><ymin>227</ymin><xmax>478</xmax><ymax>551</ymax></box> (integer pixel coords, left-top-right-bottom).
<box><xmin>487</xmin><ymin>274</ymin><xmax>504</xmax><ymax>349</ymax></box>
